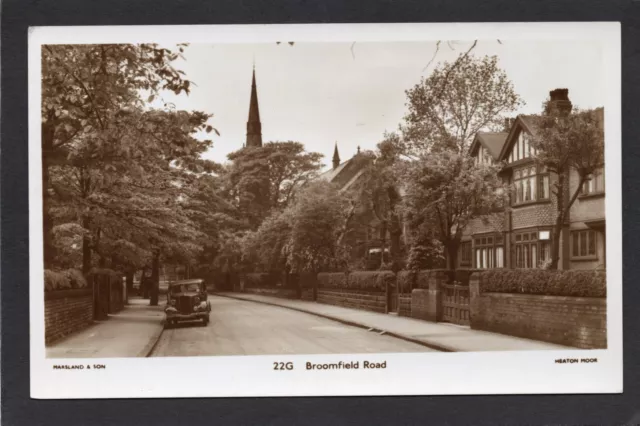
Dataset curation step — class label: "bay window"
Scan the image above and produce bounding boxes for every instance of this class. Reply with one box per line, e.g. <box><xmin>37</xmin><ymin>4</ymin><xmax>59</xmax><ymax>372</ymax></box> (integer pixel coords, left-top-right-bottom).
<box><xmin>513</xmin><ymin>165</ymin><xmax>549</xmax><ymax>204</ymax></box>
<box><xmin>515</xmin><ymin>230</ymin><xmax>551</xmax><ymax>268</ymax></box>
<box><xmin>474</xmin><ymin>234</ymin><xmax>504</xmax><ymax>269</ymax></box>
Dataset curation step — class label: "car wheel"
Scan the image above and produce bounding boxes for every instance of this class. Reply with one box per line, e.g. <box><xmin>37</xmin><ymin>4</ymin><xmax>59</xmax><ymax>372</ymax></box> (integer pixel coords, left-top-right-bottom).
<box><xmin>203</xmin><ymin>317</ymin><xmax>209</xmax><ymax>326</ymax></box>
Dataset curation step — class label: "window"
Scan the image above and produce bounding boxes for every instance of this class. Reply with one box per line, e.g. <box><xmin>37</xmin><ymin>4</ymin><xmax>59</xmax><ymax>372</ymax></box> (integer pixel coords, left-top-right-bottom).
<box><xmin>582</xmin><ymin>168</ymin><xmax>604</xmax><ymax>195</ymax></box>
<box><xmin>571</xmin><ymin>230</ymin><xmax>597</xmax><ymax>259</ymax></box>
<box><xmin>474</xmin><ymin>234</ymin><xmax>504</xmax><ymax>269</ymax></box>
<box><xmin>514</xmin><ymin>231</ymin><xmax>550</xmax><ymax>268</ymax></box>
<box><xmin>513</xmin><ymin>165</ymin><xmax>549</xmax><ymax>204</ymax></box>
<box><xmin>475</xmin><ymin>147</ymin><xmax>493</xmax><ymax>166</ymax></box>
<box><xmin>509</xmin><ymin>131</ymin><xmax>534</xmax><ymax>163</ymax></box>
<box><xmin>460</xmin><ymin>241</ymin><xmax>472</xmax><ymax>266</ymax></box>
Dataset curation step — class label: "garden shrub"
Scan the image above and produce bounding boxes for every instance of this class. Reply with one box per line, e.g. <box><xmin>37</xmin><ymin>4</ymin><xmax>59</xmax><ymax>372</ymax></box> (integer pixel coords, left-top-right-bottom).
<box><xmin>44</xmin><ymin>269</ymin><xmax>70</xmax><ymax>291</ymax></box>
<box><xmin>479</xmin><ymin>269</ymin><xmax>606</xmax><ymax>298</ymax></box>
<box><xmin>66</xmin><ymin>269</ymin><xmax>88</xmax><ymax>289</ymax></box>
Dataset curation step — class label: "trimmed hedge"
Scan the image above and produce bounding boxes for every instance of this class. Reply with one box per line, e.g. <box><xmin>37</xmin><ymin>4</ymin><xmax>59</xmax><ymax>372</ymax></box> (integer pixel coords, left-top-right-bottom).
<box><xmin>317</xmin><ymin>272</ymin><xmax>348</xmax><ymax>289</ymax></box>
<box><xmin>479</xmin><ymin>269</ymin><xmax>606</xmax><ymax>298</ymax></box>
<box><xmin>317</xmin><ymin>271</ymin><xmax>392</xmax><ymax>292</ymax></box>
<box><xmin>348</xmin><ymin>271</ymin><xmax>394</xmax><ymax>292</ymax></box>
<box><xmin>44</xmin><ymin>268</ymin><xmax>88</xmax><ymax>291</ymax></box>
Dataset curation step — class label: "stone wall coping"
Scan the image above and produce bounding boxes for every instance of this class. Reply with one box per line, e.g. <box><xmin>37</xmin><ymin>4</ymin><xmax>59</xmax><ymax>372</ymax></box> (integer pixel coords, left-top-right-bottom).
<box><xmin>480</xmin><ymin>291</ymin><xmax>606</xmax><ymax>304</ymax></box>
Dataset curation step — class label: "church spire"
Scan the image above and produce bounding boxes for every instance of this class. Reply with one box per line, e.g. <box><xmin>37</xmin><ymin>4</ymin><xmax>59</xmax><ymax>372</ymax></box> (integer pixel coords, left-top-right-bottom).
<box><xmin>246</xmin><ymin>65</ymin><xmax>262</xmax><ymax>148</ymax></box>
<box><xmin>332</xmin><ymin>142</ymin><xmax>340</xmax><ymax>169</ymax></box>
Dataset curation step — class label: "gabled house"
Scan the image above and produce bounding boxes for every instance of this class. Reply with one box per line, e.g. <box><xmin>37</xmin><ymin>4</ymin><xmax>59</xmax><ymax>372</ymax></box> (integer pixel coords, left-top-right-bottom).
<box><xmin>459</xmin><ymin>89</ymin><xmax>605</xmax><ymax>270</ymax></box>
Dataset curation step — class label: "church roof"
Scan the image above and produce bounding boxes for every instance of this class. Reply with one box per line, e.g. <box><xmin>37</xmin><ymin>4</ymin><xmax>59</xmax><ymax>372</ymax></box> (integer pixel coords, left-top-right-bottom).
<box><xmin>317</xmin><ymin>160</ymin><xmax>349</xmax><ymax>183</ymax></box>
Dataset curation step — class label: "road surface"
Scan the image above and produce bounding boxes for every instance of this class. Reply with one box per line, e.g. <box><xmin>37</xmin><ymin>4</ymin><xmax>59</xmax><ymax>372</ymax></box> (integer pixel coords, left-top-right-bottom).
<box><xmin>150</xmin><ymin>296</ymin><xmax>437</xmax><ymax>357</ymax></box>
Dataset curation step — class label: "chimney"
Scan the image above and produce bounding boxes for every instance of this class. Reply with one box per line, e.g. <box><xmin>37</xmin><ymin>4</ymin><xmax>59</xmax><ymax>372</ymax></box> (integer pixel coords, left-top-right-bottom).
<box><xmin>545</xmin><ymin>88</ymin><xmax>572</xmax><ymax>116</ymax></box>
<box><xmin>503</xmin><ymin>117</ymin><xmax>515</xmax><ymax>132</ymax></box>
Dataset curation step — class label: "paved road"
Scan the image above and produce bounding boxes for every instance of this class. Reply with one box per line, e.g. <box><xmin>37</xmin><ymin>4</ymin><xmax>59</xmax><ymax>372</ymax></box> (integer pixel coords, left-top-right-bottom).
<box><xmin>150</xmin><ymin>296</ymin><xmax>437</xmax><ymax>357</ymax></box>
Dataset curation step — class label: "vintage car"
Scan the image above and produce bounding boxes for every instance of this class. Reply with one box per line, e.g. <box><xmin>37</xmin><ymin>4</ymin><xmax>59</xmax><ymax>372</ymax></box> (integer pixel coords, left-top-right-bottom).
<box><xmin>164</xmin><ymin>279</ymin><xmax>211</xmax><ymax>327</ymax></box>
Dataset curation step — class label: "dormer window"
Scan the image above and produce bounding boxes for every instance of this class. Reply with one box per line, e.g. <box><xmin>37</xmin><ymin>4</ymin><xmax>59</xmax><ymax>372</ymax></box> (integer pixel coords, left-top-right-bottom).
<box><xmin>474</xmin><ymin>146</ymin><xmax>493</xmax><ymax>166</ymax></box>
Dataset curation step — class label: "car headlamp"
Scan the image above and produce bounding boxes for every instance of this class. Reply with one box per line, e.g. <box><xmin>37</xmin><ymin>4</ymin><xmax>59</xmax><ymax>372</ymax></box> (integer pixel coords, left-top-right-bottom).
<box><xmin>194</xmin><ymin>296</ymin><xmax>201</xmax><ymax>305</ymax></box>
<box><xmin>170</xmin><ymin>299</ymin><xmax>176</xmax><ymax>306</ymax></box>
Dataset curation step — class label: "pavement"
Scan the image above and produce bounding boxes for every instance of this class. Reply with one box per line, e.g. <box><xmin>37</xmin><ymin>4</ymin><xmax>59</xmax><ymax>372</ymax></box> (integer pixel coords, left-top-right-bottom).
<box><xmin>151</xmin><ymin>296</ymin><xmax>436</xmax><ymax>357</ymax></box>
<box><xmin>47</xmin><ymin>297</ymin><xmax>166</xmax><ymax>358</ymax></box>
<box><xmin>215</xmin><ymin>292</ymin><xmax>573</xmax><ymax>352</ymax></box>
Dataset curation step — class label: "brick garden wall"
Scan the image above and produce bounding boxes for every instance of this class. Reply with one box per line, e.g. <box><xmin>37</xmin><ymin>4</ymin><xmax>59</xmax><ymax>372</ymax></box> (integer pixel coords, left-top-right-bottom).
<box><xmin>316</xmin><ymin>289</ymin><xmax>386</xmax><ymax>313</ymax></box>
<box><xmin>45</xmin><ymin>289</ymin><xmax>94</xmax><ymax>345</ymax></box>
<box><xmin>398</xmin><ymin>294</ymin><xmax>411</xmax><ymax>317</ymax></box>
<box><xmin>469</xmin><ymin>275</ymin><xmax>606</xmax><ymax>349</ymax></box>
<box><xmin>300</xmin><ymin>287</ymin><xmax>315</xmax><ymax>301</ymax></box>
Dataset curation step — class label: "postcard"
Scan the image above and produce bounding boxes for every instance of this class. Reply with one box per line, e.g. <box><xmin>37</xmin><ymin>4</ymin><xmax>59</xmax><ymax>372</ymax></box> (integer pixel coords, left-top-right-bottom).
<box><xmin>30</xmin><ymin>22</ymin><xmax>622</xmax><ymax>398</ymax></box>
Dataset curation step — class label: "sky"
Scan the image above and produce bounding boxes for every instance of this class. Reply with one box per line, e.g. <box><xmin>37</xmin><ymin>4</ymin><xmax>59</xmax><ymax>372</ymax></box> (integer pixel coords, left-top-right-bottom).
<box><xmin>150</xmin><ymin>40</ymin><xmax>605</xmax><ymax>171</ymax></box>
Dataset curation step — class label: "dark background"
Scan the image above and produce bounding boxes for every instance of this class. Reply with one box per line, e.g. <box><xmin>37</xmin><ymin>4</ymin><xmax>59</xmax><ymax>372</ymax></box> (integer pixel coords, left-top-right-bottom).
<box><xmin>2</xmin><ymin>0</ymin><xmax>639</xmax><ymax>424</ymax></box>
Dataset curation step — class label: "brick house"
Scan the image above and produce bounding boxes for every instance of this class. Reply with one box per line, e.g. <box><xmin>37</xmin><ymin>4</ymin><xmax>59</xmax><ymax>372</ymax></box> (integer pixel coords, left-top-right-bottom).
<box><xmin>459</xmin><ymin>89</ymin><xmax>605</xmax><ymax>271</ymax></box>
<box><xmin>317</xmin><ymin>144</ymin><xmax>392</xmax><ymax>268</ymax></box>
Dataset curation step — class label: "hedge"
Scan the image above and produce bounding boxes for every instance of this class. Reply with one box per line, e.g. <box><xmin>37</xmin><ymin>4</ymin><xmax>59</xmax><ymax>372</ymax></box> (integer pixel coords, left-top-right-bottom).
<box><xmin>317</xmin><ymin>271</ymin><xmax>393</xmax><ymax>292</ymax></box>
<box><xmin>44</xmin><ymin>268</ymin><xmax>88</xmax><ymax>291</ymax></box>
<box><xmin>479</xmin><ymin>269</ymin><xmax>606</xmax><ymax>298</ymax></box>
<box><xmin>348</xmin><ymin>271</ymin><xmax>394</xmax><ymax>292</ymax></box>
<box><xmin>317</xmin><ymin>272</ymin><xmax>348</xmax><ymax>289</ymax></box>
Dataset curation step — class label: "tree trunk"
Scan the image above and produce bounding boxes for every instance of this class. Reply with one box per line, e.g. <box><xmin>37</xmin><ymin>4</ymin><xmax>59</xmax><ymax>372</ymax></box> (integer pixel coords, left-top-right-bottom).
<box><xmin>446</xmin><ymin>240</ymin><xmax>459</xmax><ymax>271</ymax></box>
<box><xmin>550</xmin><ymin>172</ymin><xmax>565</xmax><ymax>270</ymax></box>
<box><xmin>150</xmin><ymin>251</ymin><xmax>160</xmax><ymax>306</ymax></box>
<box><xmin>389</xmin><ymin>213</ymin><xmax>402</xmax><ymax>272</ymax></box>
<box><xmin>379</xmin><ymin>221</ymin><xmax>387</xmax><ymax>269</ymax></box>
<box><xmin>42</xmin><ymin>120</ymin><xmax>56</xmax><ymax>268</ymax></box>
<box><xmin>82</xmin><ymin>217</ymin><xmax>92</xmax><ymax>275</ymax></box>
<box><xmin>387</xmin><ymin>186</ymin><xmax>402</xmax><ymax>271</ymax></box>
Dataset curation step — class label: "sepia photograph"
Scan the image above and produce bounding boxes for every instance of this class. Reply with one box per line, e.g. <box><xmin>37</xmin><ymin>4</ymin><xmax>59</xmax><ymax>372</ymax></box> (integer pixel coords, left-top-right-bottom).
<box><xmin>29</xmin><ymin>23</ymin><xmax>622</xmax><ymax>398</ymax></box>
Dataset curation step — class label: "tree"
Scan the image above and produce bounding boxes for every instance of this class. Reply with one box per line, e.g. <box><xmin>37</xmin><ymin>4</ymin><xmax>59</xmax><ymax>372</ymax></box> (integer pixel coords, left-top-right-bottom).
<box><xmin>241</xmin><ymin>181</ymin><xmax>355</xmax><ymax>274</ymax></box>
<box><xmin>226</xmin><ymin>141</ymin><xmax>323</xmax><ymax>227</ymax></box>
<box><xmin>529</xmin><ymin>101</ymin><xmax>605</xmax><ymax>269</ymax></box>
<box><xmin>283</xmin><ymin>181</ymin><xmax>355</xmax><ymax>273</ymax></box>
<box><xmin>402</xmin><ymin>54</ymin><xmax>523</xmax><ymax>155</ymax></box>
<box><xmin>41</xmin><ymin>43</ymin><xmax>193</xmax><ymax>268</ymax></box>
<box><xmin>349</xmin><ymin>133</ymin><xmax>404</xmax><ymax>270</ymax></box>
<box><xmin>399</xmin><ymin>149</ymin><xmax>507</xmax><ymax>269</ymax></box>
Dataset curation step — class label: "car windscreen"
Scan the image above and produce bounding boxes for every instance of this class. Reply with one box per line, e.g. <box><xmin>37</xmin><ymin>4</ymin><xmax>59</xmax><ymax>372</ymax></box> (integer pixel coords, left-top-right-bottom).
<box><xmin>170</xmin><ymin>283</ymin><xmax>201</xmax><ymax>293</ymax></box>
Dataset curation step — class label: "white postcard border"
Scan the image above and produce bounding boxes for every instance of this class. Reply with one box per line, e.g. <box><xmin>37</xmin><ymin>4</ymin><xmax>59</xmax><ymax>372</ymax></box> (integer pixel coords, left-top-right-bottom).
<box><xmin>29</xmin><ymin>22</ymin><xmax>622</xmax><ymax>399</ymax></box>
